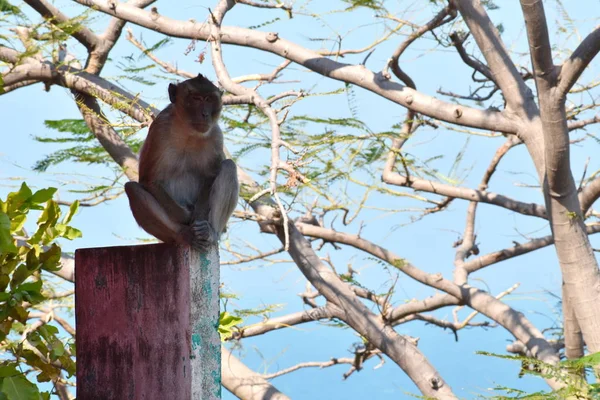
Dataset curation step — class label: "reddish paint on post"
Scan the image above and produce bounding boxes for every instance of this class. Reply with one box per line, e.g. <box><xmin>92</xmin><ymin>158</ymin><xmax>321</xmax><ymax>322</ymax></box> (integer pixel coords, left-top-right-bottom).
<box><xmin>75</xmin><ymin>244</ymin><xmax>192</xmax><ymax>400</ymax></box>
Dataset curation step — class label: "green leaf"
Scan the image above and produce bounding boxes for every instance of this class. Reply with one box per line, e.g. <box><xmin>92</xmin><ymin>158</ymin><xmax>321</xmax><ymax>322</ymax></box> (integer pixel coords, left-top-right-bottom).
<box><xmin>7</xmin><ymin>183</ymin><xmax>33</xmax><ymax>214</ymax></box>
<box><xmin>218</xmin><ymin>312</ymin><xmax>243</xmax><ymax>341</ymax></box>
<box><xmin>28</xmin><ymin>201</ymin><xmax>59</xmax><ymax>245</ymax></box>
<box><xmin>0</xmin><ymin>213</ymin><xmax>16</xmax><ymax>254</ymax></box>
<box><xmin>567</xmin><ymin>351</ymin><xmax>600</xmax><ymax>368</ymax></box>
<box><xmin>15</xmin><ymin>280</ymin><xmax>42</xmax><ymax>295</ymax></box>
<box><xmin>219</xmin><ymin>312</ymin><xmax>243</xmax><ymax>329</ymax></box>
<box><xmin>50</xmin><ymin>340</ymin><xmax>65</xmax><ymax>359</ymax></box>
<box><xmin>10</xmin><ymin>305</ymin><xmax>29</xmax><ymax>323</ymax></box>
<box><xmin>62</xmin><ymin>201</ymin><xmax>79</xmax><ymax>225</ymax></box>
<box><xmin>0</xmin><ymin>320</ymin><xmax>11</xmax><ymax>340</ymax></box>
<box><xmin>1</xmin><ymin>375</ymin><xmax>40</xmax><ymax>400</ymax></box>
<box><xmin>39</xmin><ymin>244</ymin><xmax>61</xmax><ymax>272</ymax></box>
<box><xmin>44</xmin><ymin>119</ymin><xmax>90</xmax><ymax>134</ymax></box>
<box><xmin>342</xmin><ymin>0</ymin><xmax>385</xmax><ymax>11</ymax></box>
<box><xmin>0</xmin><ymin>259</ymin><xmax>18</xmax><ymax>276</ymax></box>
<box><xmin>25</xmin><ymin>249</ymin><xmax>40</xmax><ymax>272</ymax></box>
<box><xmin>29</xmin><ymin>188</ymin><xmax>56</xmax><ymax>205</ymax></box>
<box><xmin>0</xmin><ymin>275</ymin><xmax>9</xmax><ymax>291</ymax></box>
<box><xmin>9</xmin><ymin>214</ymin><xmax>26</xmax><ymax>234</ymax></box>
<box><xmin>0</xmin><ymin>293</ymin><xmax>10</xmax><ymax>302</ymax></box>
<box><xmin>62</xmin><ymin>226</ymin><xmax>82</xmax><ymax>240</ymax></box>
<box><xmin>39</xmin><ymin>325</ymin><xmax>58</xmax><ymax>337</ymax></box>
<box><xmin>139</xmin><ymin>37</ymin><xmax>172</xmax><ymax>57</ymax></box>
<box><xmin>0</xmin><ymin>0</ymin><xmax>21</xmax><ymax>15</ymax></box>
<box><xmin>0</xmin><ymin>364</ymin><xmax>19</xmax><ymax>378</ymax></box>
<box><xmin>10</xmin><ymin>265</ymin><xmax>30</xmax><ymax>289</ymax></box>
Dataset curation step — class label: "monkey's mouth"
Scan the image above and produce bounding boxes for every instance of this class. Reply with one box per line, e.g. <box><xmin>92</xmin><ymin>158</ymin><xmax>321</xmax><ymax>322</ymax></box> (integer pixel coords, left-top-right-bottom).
<box><xmin>191</xmin><ymin>122</ymin><xmax>210</xmax><ymax>133</ymax></box>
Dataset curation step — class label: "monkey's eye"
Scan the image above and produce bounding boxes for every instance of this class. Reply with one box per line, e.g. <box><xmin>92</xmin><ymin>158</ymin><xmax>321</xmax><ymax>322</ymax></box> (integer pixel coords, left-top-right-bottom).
<box><xmin>192</xmin><ymin>95</ymin><xmax>212</xmax><ymax>102</ymax></box>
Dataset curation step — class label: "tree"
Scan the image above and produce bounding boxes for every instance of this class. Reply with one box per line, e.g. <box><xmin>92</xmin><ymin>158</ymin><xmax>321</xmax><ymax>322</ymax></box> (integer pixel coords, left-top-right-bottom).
<box><xmin>1</xmin><ymin>0</ymin><xmax>599</xmax><ymax>398</ymax></box>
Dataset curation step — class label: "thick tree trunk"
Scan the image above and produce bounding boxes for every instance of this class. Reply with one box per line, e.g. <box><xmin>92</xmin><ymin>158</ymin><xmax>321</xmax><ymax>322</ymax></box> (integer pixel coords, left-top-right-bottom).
<box><xmin>523</xmin><ymin>115</ymin><xmax>600</xmax><ymax>354</ymax></box>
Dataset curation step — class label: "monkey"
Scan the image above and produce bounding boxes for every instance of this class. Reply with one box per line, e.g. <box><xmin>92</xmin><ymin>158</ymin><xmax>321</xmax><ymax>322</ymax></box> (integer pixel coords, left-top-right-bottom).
<box><xmin>125</xmin><ymin>74</ymin><xmax>239</xmax><ymax>252</ymax></box>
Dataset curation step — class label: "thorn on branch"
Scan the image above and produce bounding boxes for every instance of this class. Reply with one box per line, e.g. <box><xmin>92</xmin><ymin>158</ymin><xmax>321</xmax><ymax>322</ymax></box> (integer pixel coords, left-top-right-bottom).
<box><xmin>266</xmin><ymin>32</ymin><xmax>279</xmax><ymax>43</ymax></box>
<box><xmin>208</xmin><ymin>7</ymin><xmax>218</xmax><ymax>25</ymax></box>
<box><xmin>360</xmin><ymin>49</ymin><xmax>375</xmax><ymax>66</ymax></box>
<box><xmin>429</xmin><ymin>377</ymin><xmax>442</xmax><ymax>390</ymax></box>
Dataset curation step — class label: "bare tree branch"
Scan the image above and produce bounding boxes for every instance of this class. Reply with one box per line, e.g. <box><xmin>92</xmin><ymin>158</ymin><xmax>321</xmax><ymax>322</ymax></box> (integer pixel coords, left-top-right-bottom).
<box><xmin>24</xmin><ymin>0</ymin><xmax>99</xmax><ymax>50</ymax></box>
<box><xmin>71</xmin><ymin>0</ymin><xmax>517</xmax><ymax>133</ymax></box>
<box><xmin>562</xmin><ymin>290</ymin><xmax>584</xmax><ymax>361</ymax></box>
<box><xmin>449</xmin><ymin>32</ymin><xmax>494</xmax><ymax>82</ymax></box>
<box><xmin>235</xmin><ymin>0</ymin><xmax>292</xmax><ymax>13</ymax></box>
<box><xmin>1</xmin><ymin>62</ymin><xmax>156</xmax><ymax>122</ymax></box>
<box><xmin>230</xmin><ymin>306</ymin><xmax>335</xmax><ymax>340</ymax></box>
<box><xmin>463</xmin><ymin>224</ymin><xmax>600</xmax><ymax>274</ymax></box>
<box><xmin>455</xmin><ymin>0</ymin><xmax>534</xmax><ymax>116</ymax></box>
<box><xmin>386</xmin><ymin>4</ymin><xmax>456</xmax><ymax>88</ymax></box>
<box><xmin>74</xmin><ymin>92</ymin><xmax>141</xmax><ymax>180</ymax></box>
<box><xmin>520</xmin><ymin>0</ymin><xmax>556</xmax><ymax>96</ymax></box>
<box><xmin>390</xmin><ymin>294</ymin><xmax>459</xmax><ymax>322</ymax></box>
<box><xmin>580</xmin><ymin>176</ymin><xmax>600</xmax><ymax>213</ymax></box>
<box><xmin>209</xmin><ymin>0</ymin><xmax>457</xmax><ymax>394</ymax></box>
<box><xmin>381</xmin><ymin>169</ymin><xmax>547</xmax><ymax>219</ymax></box>
<box><xmin>209</xmin><ymin>3</ymin><xmax>293</xmax><ymax>249</ymax></box>
<box><xmin>568</xmin><ymin>114</ymin><xmax>600</xmax><ymax>132</ymax></box>
<box><xmin>222</xmin><ymin>346</ymin><xmax>291</xmax><ymax>400</ymax></box>
<box><xmin>558</xmin><ymin>26</ymin><xmax>600</xmax><ymax>97</ymax></box>
<box><xmin>262</xmin><ymin>350</ymin><xmax>383</xmax><ymax>380</ymax></box>
<box><xmin>294</xmin><ymin>221</ymin><xmax>563</xmax><ymax>390</ymax></box>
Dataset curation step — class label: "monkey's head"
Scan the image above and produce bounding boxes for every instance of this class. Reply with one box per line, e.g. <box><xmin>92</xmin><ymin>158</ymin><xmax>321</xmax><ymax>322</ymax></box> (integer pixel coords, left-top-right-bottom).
<box><xmin>169</xmin><ymin>74</ymin><xmax>223</xmax><ymax>135</ymax></box>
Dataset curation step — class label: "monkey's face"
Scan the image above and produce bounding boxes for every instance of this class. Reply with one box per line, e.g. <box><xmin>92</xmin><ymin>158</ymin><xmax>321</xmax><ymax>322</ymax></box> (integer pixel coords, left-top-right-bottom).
<box><xmin>171</xmin><ymin>80</ymin><xmax>223</xmax><ymax>135</ymax></box>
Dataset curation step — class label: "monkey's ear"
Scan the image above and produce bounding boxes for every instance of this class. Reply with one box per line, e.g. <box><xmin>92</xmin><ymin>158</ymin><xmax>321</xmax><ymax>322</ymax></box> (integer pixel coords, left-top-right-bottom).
<box><xmin>168</xmin><ymin>83</ymin><xmax>177</xmax><ymax>103</ymax></box>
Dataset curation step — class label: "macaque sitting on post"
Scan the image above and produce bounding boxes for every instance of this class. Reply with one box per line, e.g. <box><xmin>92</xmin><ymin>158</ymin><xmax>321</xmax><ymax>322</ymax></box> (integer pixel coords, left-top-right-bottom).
<box><xmin>125</xmin><ymin>74</ymin><xmax>239</xmax><ymax>252</ymax></box>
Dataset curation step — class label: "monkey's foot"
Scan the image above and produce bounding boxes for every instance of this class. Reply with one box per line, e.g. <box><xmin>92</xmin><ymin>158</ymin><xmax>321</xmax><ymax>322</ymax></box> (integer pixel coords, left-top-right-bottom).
<box><xmin>189</xmin><ymin>220</ymin><xmax>218</xmax><ymax>252</ymax></box>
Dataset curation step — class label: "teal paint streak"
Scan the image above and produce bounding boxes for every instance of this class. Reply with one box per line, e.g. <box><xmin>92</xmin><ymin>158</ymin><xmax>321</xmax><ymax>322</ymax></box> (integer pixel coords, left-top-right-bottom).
<box><xmin>200</xmin><ymin>252</ymin><xmax>212</xmax><ymax>299</ymax></box>
<box><xmin>191</xmin><ymin>333</ymin><xmax>202</xmax><ymax>351</ymax></box>
<box><xmin>211</xmin><ymin>369</ymin><xmax>221</xmax><ymax>397</ymax></box>
<box><xmin>210</xmin><ymin>342</ymin><xmax>221</xmax><ymax>397</ymax></box>
<box><xmin>190</xmin><ymin>247</ymin><xmax>221</xmax><ymax>398</ymax></box>
<box><xmin>209</xmin><ymin>343</ymin><xmax>220</xmax><ymax>364</ymax></box>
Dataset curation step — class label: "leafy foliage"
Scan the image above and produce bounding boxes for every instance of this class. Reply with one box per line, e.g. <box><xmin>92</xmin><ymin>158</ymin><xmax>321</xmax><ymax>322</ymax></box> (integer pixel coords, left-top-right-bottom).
<box><xmin>477</xmin><ymin>351</ymin><xmax>600</xmax><ymax>399</ymax></box>
<box><xmin>218</xmin><ymin>311</ymin><xmax>243</xmax><ymax>341</ymax></box>
<box><xmin>0</xmin><ymin>0</ymin><xmax>21</xmax><ymax>15</ymax></box>
<box><xmin>0</xmin><ymin>183</ymin><xmax>79</xmax><ymax>398</ymax></box>
<box><xmin>341</xmin><ymin>0</ymin><xmax>385</xmax><ymax>12</ymax></box>
<box><xmin>481</xmin><ymin>0</ymin><xmax>500</xmax><ymax>10</ymax></box>
<box><xmin>32</xmin><ymin>119</ymin><xmax>143</xmax><ymax>172</ymax></box>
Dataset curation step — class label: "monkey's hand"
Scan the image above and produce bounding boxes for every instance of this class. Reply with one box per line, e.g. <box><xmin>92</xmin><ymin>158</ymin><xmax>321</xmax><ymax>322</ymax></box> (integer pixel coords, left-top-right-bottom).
<box><xmin>179</xmin><ymin>220</ymin><xmax>218</xmax><ymax>252</ymax></box>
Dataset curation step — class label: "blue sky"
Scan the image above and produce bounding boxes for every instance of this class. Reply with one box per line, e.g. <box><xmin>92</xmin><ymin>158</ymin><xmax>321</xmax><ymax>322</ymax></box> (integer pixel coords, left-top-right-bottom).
<box><xmin>1</xmin><ymin>1</ymin><xmax>599</xmax><ymax>398</ymax></box>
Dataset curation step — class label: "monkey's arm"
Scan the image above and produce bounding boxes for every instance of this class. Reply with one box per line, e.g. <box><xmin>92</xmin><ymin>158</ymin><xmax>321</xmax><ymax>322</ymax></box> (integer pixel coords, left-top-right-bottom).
<box><xmin>208</xmin><ymin>159</ymin><xmax>239</xmax><ymax>236</ymax></box>
<box><xmin>125</xmin><ymin>182</ymin><xmax>193</xmax><ymax>245</ymax></box>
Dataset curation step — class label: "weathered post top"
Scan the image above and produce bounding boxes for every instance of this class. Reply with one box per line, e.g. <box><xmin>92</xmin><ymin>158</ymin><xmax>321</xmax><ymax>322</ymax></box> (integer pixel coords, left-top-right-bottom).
<box><xmin>75</xmin><ymin>243</ymin><xmax>221</xmax><ymax>400</ymax></box>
